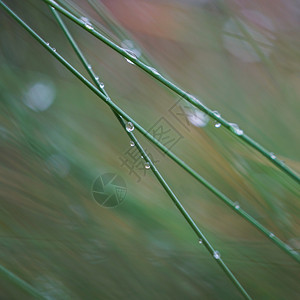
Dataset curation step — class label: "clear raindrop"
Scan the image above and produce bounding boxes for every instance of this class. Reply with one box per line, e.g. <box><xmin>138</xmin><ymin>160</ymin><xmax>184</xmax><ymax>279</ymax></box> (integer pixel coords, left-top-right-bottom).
<box><xmin>213</xmin><ymin>251</ymin><xmax>221</xmax><ymax>259</ymax></box>
<box><xmin>199</xmin><ymin>239</ymin><xmax>203</xmax><ymax>244</ymax></box>
<box><xmin>270</xmin><ymin>152</ymin><xmax>276</xmax><ymax>159</ymax></box>
<box><xmin>149</xmin><ymin>67</ymin><xmax>160</xmax><ymax>75</ymax></box>
<box><xmin>99</xmin><ymin>82</ymin><xmax>104</xmax><ymax>89</ymax></box>
<box><xmin>81</xmin><ymin>17</ymin><xmax>94</xmax><ymax>30</ymax></box>
<box><xmin>213</xmin><ymin>110</ymin><xmax>221</xmax><ymax>118</ymax></box>
<box><xmin>269</xmin><ymin>233</ymin><xmax>275</xmax><ymax>238</ymax></box>
<box><xmin>215</xmin><ymin>123</ymin><xmax>221</xmax><ymax>128</ymax></box>
<box><xmin>229</xmin><ymin>123</ymin><xmax>244</xmax><ymax>135</ymax></box>
<box><xmin>121</xmin><ymin>40</ymin><xmax>141</xmax><ymax>65</ymax></box>
<box><xmin>234</xmin><ymin>202</ymin><xmax>240</xmax><ymax>209</ymax></box>
<box><xmin>123</xmin><ymin>49</ymin><xmax>137</xmax><ymax>65</ymax></box>
<box><xmin>126</xmin><ymin>122</ymin><xmax>134</xmax><ymax>132</ymax></box>
<box><xmin>130</xmin><ymin>141</ymin><xmax>135</xmax><ymax>147</ymax></box>
<box><xmin>144</xmin><ymin>162</ymin><xmax>150</xmax><ymax>169</ymax></box>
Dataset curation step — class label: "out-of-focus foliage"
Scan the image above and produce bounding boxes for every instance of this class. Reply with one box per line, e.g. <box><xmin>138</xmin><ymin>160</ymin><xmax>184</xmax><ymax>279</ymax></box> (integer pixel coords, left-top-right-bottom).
<box><xmin>0</xmin><ymin>0</ymin><xmax>299</xmax><ymax>299</ymax></box>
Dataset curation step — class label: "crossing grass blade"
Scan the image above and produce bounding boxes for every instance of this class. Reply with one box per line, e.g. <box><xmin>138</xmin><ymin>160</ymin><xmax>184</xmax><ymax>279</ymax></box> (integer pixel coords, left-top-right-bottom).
<box><xmin>48</xmin><ymin>5</ymin><xmax>254</xmax><ymax>299</ymax></box>
<box><xmin>41</xmin><ymin>0</ymin><xmax>300</xmax><ymax>184</ymax></box>
<box><xmin>1</xmin><ymin>0</ymin><xmax>299</xmax><ymax>266</ymax></box>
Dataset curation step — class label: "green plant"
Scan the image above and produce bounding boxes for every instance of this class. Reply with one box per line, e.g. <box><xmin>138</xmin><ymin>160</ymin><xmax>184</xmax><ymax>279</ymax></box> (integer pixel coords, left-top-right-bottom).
<box><xmin>0</xmin><ymin>1</ymin><xmax>299</xmax><ymax>299</ymax></box>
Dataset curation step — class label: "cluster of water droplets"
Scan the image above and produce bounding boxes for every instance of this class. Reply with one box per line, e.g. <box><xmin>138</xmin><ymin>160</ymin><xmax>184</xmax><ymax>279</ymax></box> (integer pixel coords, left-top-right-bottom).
<box><xmin>46</xmin><ymin>41</ymin><xmax>56</xmax><ymax>52</ymax></box>
<box><xmin>125</xmin><ymin>123</ymin><xmax>151</xmax><ymax>169</ymax></box>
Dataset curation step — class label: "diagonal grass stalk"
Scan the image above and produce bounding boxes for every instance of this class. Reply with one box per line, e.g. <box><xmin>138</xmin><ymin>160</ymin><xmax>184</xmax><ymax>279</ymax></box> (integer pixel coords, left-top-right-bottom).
<box><xmin>0</xmin><ymin>264</ymin><xmax>46</xmax><ymax>299</ymax></box>
<box><xmin>41</xmin><ymin>0</ymin><xmax>300</xmax><ymax>184</ymax></box>
<box><xmin>48</xmin><ymin>7</ymin><xmax>252</xmax><ymax>299</ymax></box>
<box><xmin>1</xmin><ymin>0</ymin><xmax>298</xmax><ymax>264</ymax></box>
<box><xmin>47</xmin><ymin>1</ymin><xmax>300</xmax><ymax>263</ymax></box>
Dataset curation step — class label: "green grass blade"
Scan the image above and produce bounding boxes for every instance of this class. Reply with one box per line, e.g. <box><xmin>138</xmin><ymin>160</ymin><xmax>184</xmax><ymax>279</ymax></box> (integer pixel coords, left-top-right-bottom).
<box><xmin>41</xmin><ymin>0</ymin><xmax>300</xmax><ymax>184</ymax></box>
<box><xmin>0</xmin><ymin>264</ymin><xmax>45</xmax><ymax>299</ymax></box>
<box><xmin>48</xmin><ymin>6</ymin><xmax>253</xmax><ymax>299</ymax></box>
<box><xmin>1</xmin><ymin>0</ymin><xmax>298</xmax><ymax>265</ymax></box>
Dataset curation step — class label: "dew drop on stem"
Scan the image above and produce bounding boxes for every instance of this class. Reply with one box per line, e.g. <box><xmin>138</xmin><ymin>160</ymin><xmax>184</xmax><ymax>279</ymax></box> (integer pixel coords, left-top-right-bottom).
<box><xmin>229</xmin><ymin>123</ymin><xmax>243</xmax><ymax>136</ymax></box>
<box><xmin>213</xmin><ymin>251</ymin><xmax>221</xmax><ymax>259</ymax></box>
<box><xmin>126</xmin><ymin>122</ymin><xmax>134</xmax><ymax>132</ymax></box>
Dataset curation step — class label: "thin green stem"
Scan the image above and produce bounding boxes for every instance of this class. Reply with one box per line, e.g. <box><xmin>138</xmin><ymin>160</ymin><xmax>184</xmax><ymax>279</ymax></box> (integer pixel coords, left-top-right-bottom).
<box><xmin>1</xmin><ymin>0</ymin><xmax>298</xmax><ymax>264</ymax></box>
<box><xmin>49</xmin><ymin>7</ymin><xmax>252</xmax><ymax>299</ymax></box>
<box><xmin>41</xmin><ymin>0</ymin><xmax>300</xmax><ymax>184</ymax></box>
<box><xmin>0</xmin><ymin>264</ymin><xmax>45</xmax><ymax>299</ymax></box>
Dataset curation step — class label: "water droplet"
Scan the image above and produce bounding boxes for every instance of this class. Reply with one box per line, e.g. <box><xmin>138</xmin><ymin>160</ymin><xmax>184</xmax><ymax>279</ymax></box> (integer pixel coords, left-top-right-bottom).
<box><xmin>85</xmin><ymin>24</ymin><xmax>93</xmax><ymax>30</ymax></box>
<box><xmin>198</xmin><ymin>239</ymin><xmax>203</xmax><ymax>244</ymax></box>
<box><xmin>95</xmin><ymin>76</ymin><xmax>99</xmax><ymax>81</ymax></box>
<box><xmin>141</xmin><ymin>156</ymin><xmax>143</xmax><ymax>159</ymax></box>
<box><xmin>121</xmin><ymin>40</ymin><xmax>141</xmax><ymax>65</ymax></box>
<box><xmin>149</xmin><ymin>67</ymin><xmax>160</xmax><ymax>75</ymax></box>
<box><xmin>144</xmin><ymin>162</ymin><xmax>150</xmax><ymax>169</ymax></box>
<box><xmin>213</xmin><ymin>111</ymin><xmax>221</xmax><ymax>128</ymax></box>
<box><xmin>213</xmin><ymin>110</ymin><xmax>221</xmax><ymax>118</ymax></box>
<box><xmin>126</xmin><ymin>122</ymin><xmax>134</xmax><ymax>132</ymax></box>
<box><xmin>52</xmin><ymin>47</ymin><xmax>56</xmax><ymax>52</ymax></box>
<box><xmin>270</xmin><ymin>152</ymin><xmax>276</xmax><ymax>159</ymax></box>
<box><xmin>123</xmin><ymin>49</ymin><xmax>137</xmax><ymax>65</ymax></box>
<box><xmin>269</xmin><ymin>233</ymin><xmax>274</xmax><ymax>238</ymax></box>
<box><xmin>130</xmin><ymin>141</ymin><xmax>135</xmax><ymax>147</ymax></box>
<box><xmin>234</xmin><ymin>202</ymin><xmax>240</xmax><ymax>209</ymax></box>
<box><xmin>229</xmin><ymin>123</ymin><xmax>244</xmax><ymax>135</ymax></box>
<box><xmin>87</xmin><ymin>64</ymin><xmax>92</xmax><ymax>70</ymax></box>
<box><xmin>188</xmin><ymin>94</ymin><xmax>202</xmax><ymax>104</ymax></box>
<box><xmin>99</xmin><ymin>82</ymin><xmax>104</xmax><ymax>89</ymax></box>
<box><xmin>213</xmin><ymin>251</ymin><xmax>221</xmax><ymax>259</ymax></box>
<box><xmin>125</xmin><ymin>58</ymin><xmax>135</xmax><ymax>65</ymax></box>
<box><xmin>46</xmin><ymin>42</ymin><xmax>50</xmax><ymax>46</ymax></box>
<box><xmin>81</xmin><ymin>17</ymin><xmax>94</xmax><ymax>30</ymax></box>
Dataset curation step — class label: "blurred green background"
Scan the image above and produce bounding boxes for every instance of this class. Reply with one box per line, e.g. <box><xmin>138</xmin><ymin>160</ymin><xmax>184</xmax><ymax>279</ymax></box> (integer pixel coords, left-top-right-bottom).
<box><xmin>0</xmin><ymin>0</ymin><xmax>300</xmax><ymax>299</ymax></box>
